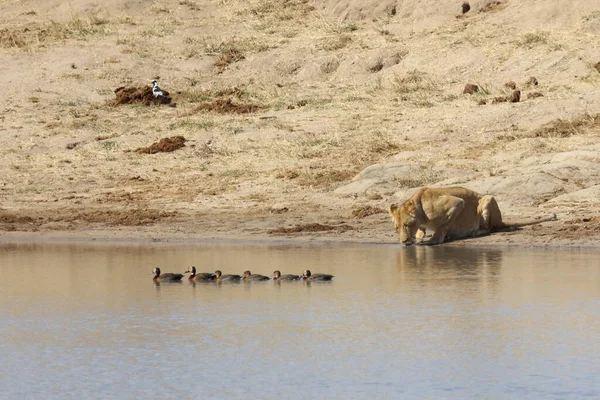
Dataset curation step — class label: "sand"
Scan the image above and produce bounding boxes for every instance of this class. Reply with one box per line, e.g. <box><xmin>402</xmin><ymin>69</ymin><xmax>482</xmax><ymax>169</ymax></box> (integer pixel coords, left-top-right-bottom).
<box><xmin>1</xmin><ymin>0</ymin><xmax>600</xmax><ymax>248</ymax></box>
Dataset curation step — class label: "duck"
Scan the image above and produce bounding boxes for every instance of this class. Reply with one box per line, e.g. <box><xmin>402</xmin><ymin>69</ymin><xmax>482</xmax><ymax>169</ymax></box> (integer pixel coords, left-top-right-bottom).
<box><xmin>301</xmin><ymin>269</ymin><xmax>334</xmax><ymax>281</ymax></box>
<box><xmin>272</xmin><ymin>270</ymin><xmax>300</xmax><ymax>281</ymax></box>
<box><xmin>211</xmin><ymin>270</ymin><xmax>241</xmax><ymax>282</ymax></box>
<box><xmin>184</xmin><ymin>266</ymin><xmax>213</xmax><ymax>282</ymax></box>
<box><xmin>151</xmin><ymin>267</ymin><xmax>183</xmax><ymax>282</ymax></box>
<box><xmin>242</xmin><ymin>270</ymin><xmax>270</xmax><ymax>281</ymax></box>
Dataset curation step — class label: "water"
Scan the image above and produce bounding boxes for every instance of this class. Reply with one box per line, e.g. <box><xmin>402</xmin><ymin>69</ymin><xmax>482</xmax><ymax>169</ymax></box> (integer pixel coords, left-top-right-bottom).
<box><xmin>1</xmin><ymin>241</ymin><xmax>599</xmax><ymax>399</ymax></box>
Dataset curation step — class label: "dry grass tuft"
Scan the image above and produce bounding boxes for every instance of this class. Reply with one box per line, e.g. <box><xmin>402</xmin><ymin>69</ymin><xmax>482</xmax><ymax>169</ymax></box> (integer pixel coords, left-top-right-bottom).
<box><xmin>479</xmin><ymin>1</ymin><xmax>505</xmax><ymax>13</ymax></box>
<box><xmin>214</xmin><ymin>48</ymin><xmax>245</xmax><ymax>72</ymax></box>
<box><xmin>244</xmin><ymin>0</ymin><xmax>315</xmax><ymax>23</ymax></box>
<box><xmin>296</xmin><ymin>168</ymin><xmax>357</xmax><ymax>187</ymax></box>
<box><xmin>321</xmin><ymin>33</ymin><xmax>352</xmax><ymax>51</ymax></box>
<box><xmin>393</xmin><ymin>70</ymin><xmax>436</xmax><ymax>94</ymax></box>
<box><xmin>270</xmin><ymin>130</ymin><xmax>406</xmax><ymax>189</ymax></box>
<box><xmin>191</xmin><ymin>98</ymin><xmax>264</xmax><ymax>114</ymax></box>
<box><xmin>529</xmin><ymin>114</ymin><xmax>600</xmax><ymax>138</ymax></box>
<box><xmin>351</xmin><ymin>205</ymin><xmax>386</xmax><ymax>219</ymax></box>
<box><xmin>0</xmin><ymin>17</ymin><xmax>109</xmax><ymax>49</ymax></box>
<box><xmin>518</xmin><ymin>30</ymin><xmax>550</xmax><ymax>49</ymax></box>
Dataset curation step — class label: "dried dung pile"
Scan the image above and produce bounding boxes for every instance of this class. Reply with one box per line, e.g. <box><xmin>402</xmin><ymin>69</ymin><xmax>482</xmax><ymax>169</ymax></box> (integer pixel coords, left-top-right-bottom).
<box><xmin>192</xmin><ymin>98</ymin><xmax>262</xmax><ymax>114</ymax></box>
<box><xmin>113</xmin><ymin>85</ymin><xmax>172</xmax><ymax>106</ymax></box>
<box><xmin>136</xmin><ymin>136</ymin><xmax>186</xmax><ymax>154</ymax></box>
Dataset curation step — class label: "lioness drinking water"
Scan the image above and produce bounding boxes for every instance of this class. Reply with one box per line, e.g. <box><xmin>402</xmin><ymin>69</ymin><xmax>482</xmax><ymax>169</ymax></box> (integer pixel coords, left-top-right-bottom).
<box><xmin>389</xmin><ymin>186</ymin><xmax>556</xmax><ymax>245</ymax></box>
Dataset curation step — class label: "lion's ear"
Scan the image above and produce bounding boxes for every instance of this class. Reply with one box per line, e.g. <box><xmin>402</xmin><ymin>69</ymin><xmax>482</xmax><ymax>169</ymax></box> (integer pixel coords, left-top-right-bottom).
<box><xmin>389</xmin><ymin>204</ymin><xmax>398</xmax><ymax>214</ymax></box>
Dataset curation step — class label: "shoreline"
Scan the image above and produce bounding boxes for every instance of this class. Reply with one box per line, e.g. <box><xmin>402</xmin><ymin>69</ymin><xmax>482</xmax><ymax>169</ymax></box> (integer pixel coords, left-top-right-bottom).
<box><xmin>1</xmin><ymin>226</ymin><xmax>598</xmax><ymax>250</ymax></box>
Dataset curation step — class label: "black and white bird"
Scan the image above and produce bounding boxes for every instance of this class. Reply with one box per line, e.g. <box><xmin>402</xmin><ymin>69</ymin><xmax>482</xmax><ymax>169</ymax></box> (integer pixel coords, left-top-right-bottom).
<box><xmin>151</xmin><ymin>80</ymin><xmax>164</xmax><ymax>97</ymax></box>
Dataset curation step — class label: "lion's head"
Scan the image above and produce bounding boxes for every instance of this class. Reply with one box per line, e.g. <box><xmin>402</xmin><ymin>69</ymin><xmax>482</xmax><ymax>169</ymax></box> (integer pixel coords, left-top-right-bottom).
<box><xmin>389</xmin><ymin>201</ymin><xmax>420</xmax><ymax>245</ymax></box>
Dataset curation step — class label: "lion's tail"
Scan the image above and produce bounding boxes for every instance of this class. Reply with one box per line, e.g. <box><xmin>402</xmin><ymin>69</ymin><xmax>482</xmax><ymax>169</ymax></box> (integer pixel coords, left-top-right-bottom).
<box><xmin>496</xmin><ymin>213</ymin><xmax>558</xmax><ymax>232</ymax></box>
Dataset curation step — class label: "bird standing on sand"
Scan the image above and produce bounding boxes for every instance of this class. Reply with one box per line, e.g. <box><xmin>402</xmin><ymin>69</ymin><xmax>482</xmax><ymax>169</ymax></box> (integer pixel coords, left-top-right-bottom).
<box><xmin>151</xmin><ymin>80</ymin><xmax>164</xmax><ymax>97</ymax></box>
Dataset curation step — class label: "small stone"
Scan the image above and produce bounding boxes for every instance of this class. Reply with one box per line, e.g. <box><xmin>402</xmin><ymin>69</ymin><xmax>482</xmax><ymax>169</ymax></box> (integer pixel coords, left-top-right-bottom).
<box><xmin>526</xmin><ymin>76</ymin><xmax>538</xmax><ymax>86</ymax></box>
<box><xmin>463</xmin><ymin>83</ymin><xmax>479</xmax><ymax>94</ymax></box>
<box><xmin>508</xmin><ymin>90</ymin><xmax>521</xmax><ymax>103</ymax></box>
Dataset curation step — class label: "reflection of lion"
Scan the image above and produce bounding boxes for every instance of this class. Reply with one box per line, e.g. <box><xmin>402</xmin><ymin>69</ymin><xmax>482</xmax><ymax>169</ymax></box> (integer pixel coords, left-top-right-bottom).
<box><xmin>389</xmin><ymin>186</ymin><xmax>556</xmax><ymax>245</ymax></box>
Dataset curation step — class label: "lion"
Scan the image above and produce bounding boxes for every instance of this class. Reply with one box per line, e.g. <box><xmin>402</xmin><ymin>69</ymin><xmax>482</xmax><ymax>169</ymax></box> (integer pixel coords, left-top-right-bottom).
<box><xmin>389</xmin><ymin>186</ymin><xmax>556</xmax><ymax>245</ymax></box>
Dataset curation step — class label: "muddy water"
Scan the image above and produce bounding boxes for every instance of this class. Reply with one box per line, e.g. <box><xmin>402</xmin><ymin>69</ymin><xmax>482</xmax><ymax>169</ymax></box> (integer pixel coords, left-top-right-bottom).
<box><xmin>1</xmin><ymin>241</ymin><xmax>599</xmax><ymax>399</ymax></box>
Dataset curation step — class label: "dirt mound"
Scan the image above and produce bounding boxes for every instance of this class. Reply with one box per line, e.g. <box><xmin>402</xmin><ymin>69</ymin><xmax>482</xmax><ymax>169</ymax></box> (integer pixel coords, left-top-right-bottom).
<box><xmin>268</xmin><ymin>223</ymin><xmax>355</xmax><ymax>234</ymax></box>
<box><xmin>0</xmin><ymin>208</ymin><xmax>178</xmax><ymax>230</ymax></box>
<box><xmin>65</xmin><ymin>209</ymin><xmax>178</xmax><ymax>226</ymax></box>
<box><xmin>192</xmin><ymin>98</ymin><xmax>263</xmax><ymax>114</ymax></box>
<box><xmin>0</xmin><ymin>213</ymin><xmax>35</xmax><ymax>224</ymax></box>
<box><xmin>113</xmin><ymin>85</ymin><xmax>171</xmax><ymax>106</ymax></box>
<box><xmin>136</xmin><ymin>136</ymin><xmax>186</xmax><ymax>154</ymax></box>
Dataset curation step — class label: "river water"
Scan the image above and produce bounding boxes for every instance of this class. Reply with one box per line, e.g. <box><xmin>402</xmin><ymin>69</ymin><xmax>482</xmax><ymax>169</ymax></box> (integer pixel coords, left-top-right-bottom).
<box><xmin>1</xmin><ymin>241</ymin><xmax>599</xmax><ymax>399</ymax></box>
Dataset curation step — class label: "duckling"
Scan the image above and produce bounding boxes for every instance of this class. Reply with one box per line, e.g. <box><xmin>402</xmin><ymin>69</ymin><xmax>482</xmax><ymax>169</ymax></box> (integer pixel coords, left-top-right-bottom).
<box><xmin>272</xmin><ymin>270</ymin><xmax>300</xmax><ymax>281</ymax></box>
<box><xmin>242</xmin><ymin>270</ymin><xmax>270</xmax><ymax>281</ymax></box>
<box><xmin>151</xmin><ymin>267</ymin><xmax>183</xmax><ymax>282</ymax></box>
<box><xmin>301</xmin><ymin>269</ymin><xmax>334</xmax><ymax>281</ymax></box>
<box><xmin>212</xmin><ymin>270</ymin><xmax>241</xmax><ymax>282</ymax></box>
<box><xmin>184</xmin><ymin>266</ymin><xmax>213</xmax><ymax>282</ymax></box>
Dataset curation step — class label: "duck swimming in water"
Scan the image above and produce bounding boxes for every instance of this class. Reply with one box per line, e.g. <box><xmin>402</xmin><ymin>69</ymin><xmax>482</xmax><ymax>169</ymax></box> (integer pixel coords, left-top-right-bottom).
<box><xmin>242</xmin><ymin>270</ymin><xmax>270</xmax><ymax>281</ymax></box>
<box><xmin>184</xmin><ymin>266</ymin><xmax>213</xmax><ymax>282</ymax></box>
<box><xmin>151</xmin><ymin>267</ymin><xmax>183</xmax><ymax>282</ymax></box>
<box><xmin>272</xmin><ymin>270</ymin><xmax>300</xmax><ymax>281</ymax></box>
<box><xmin>301</xmin><ymin>269</ymin><xmax>334</xmax><ymax>281</ymax></box>
<box><xmin>212</xmin><ymin>270</ymin><xmax>241</xmax><ymax>282</ymax></box>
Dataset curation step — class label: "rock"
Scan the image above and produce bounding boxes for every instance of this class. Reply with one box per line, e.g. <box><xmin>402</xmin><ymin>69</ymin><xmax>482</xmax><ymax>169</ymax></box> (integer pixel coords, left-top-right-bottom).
<box><xmin>463</xmin><ymin>83</ymin><xmax>479</xmax><ymax>94</ymax></box>
<box><xmin>508</xmin><ymin>90</ymin><xmax>521</xmax><ymax>103</ymax></box>
<box><xmin>526</xmin><ymin>76</ymin><xmax>538</xmax><ymax>86</ymax></box>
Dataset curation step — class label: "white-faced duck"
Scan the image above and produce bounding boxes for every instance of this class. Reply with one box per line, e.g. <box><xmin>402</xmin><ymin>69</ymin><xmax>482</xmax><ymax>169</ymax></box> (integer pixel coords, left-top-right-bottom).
<box><xmin>302</xmin><ymin>269</ymin><xmax>334</xmax><ymax>281</ymax></box>
<box><xmin>151</xmin><ymin>267</ymin><xmax>184</xmax><ymax>282</ymax></box>
<box><xmin>212</xmin><ymin>270</ymin><xmax>241</xmax><ymax>282</ymax></box>
<box><xmin>184</xmin><ymin>266</ymin><xmax>213</xmax><ymax>282</ymax></box>
<box><xmin>242</xmin><ymin>270</ymin><xmax>270</xmax><ymax>281</ymax></box>
<box><xmin>272</xmin><ymin>270</ymin><xmax>300</xmax><ymax>281</ymax></box>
